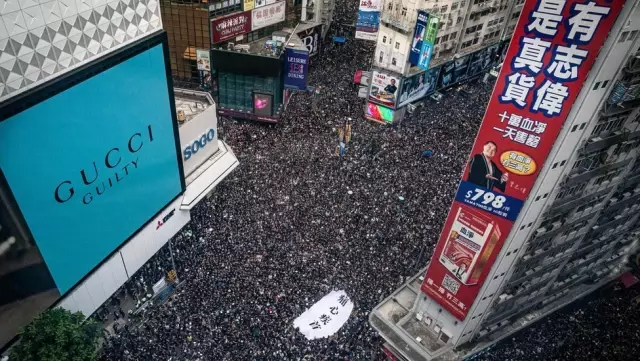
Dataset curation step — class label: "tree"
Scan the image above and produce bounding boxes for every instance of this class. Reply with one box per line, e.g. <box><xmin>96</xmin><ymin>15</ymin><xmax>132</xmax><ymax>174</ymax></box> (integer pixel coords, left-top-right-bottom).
<box><xmin>10</xmin><ymin>308</ymin><xmax>100</xmax><ymax>361</ymax></box>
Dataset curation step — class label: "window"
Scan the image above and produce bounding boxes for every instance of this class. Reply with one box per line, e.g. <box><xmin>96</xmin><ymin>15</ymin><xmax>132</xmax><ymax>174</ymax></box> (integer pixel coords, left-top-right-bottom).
<box><xmin>472</xmin><ymin>38</ymin><xmax>479</xmax><ymax>45</ymax></box>
<box><xmin>571</xmin><ymin>125</ymin><xmax>578</xmax><ymax>132</ymax></box>
<box><xmin>450</xmin><ymin>31</ymin><xmax>457</xmax><ymax>39</ymax></box>
<box><xmin>441</xmin><ymin>5</ymin><xmax>448</xmax><ymax>12</ymax></box>
<box><xmin>630</xmin><ymin>30</ymin><xmax>639</xmax><ymax>41</ymax></box>
<box><xmin>452</xmin><ymin>2</ymin><xmax>458</xmax><ymax>11</ymax></box>
<box><xmin>620</xmin><ymin>31</ymin><xmax>629</xmax><ymax>43</ymax></box>
<box><xmin>395</xmin><ymin>42</ymin><xmax>400</xmax><ymax>50</ymax></box>
<box><xmin>382</xmin><ymin>36</ymin><xmax>387</xmax><ymax>44</ymax></box>
<box><xmin>388</xmin><ymin>2</ymin><xmax>393</xmax><ymax>11</ymax></box>
<box><xmin>601</xmin><ymin>80</ymin><xmax>609</xmax><ymax>88</ymax></box>
<box><xmin>435</xmin><ymin>37</ymin><xmax>441</xmax><ymax>45</ymax></box>
<box><xmin>560</xmin><ymin>160</ymin><xmax>566</xmax><ymax>166</ymax></box>
<box><xmin>402</xmin><ymin>7</ymin><xmax>407</xmax><ymax>16</ymax></box>
<box><xmin>593</xmin><ymin>82</ymin><xmax>601</xmax><ymax>90</ymax></box>
<box><xmin>379</xmin><ymin>52</ymin><xmax>383</xmax><ymax>63</ymax></box>
<box><xmin>579</xmin><ymin>123</ymin><xmax>586</xmax><ymax>130</ymax></box>
<box><xmin>392</xmin><ymin>57</ymin><xmax>397</xmax><ymax>66</ymax></box>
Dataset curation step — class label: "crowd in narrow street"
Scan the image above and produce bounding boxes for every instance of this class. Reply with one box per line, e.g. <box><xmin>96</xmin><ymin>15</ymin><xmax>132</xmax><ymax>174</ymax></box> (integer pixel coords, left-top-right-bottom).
<box><xmin>98</xmin><ymin>0</ymin><xmax>640</xmax><ymax>360</ymax></box>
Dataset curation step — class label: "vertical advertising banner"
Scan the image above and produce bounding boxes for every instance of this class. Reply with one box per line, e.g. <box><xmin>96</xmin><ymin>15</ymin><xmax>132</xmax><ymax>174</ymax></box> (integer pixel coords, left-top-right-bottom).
<box><xmin>356</xmin><ymin>0</ymin><xmax>382</xmax><ymax>41</ymax></box>
<box><xmin>409</xmin><ymin>11</ymin><xmax>428</xmax><ymax>66</ymax></box>
<box><xmin>284</xmin><ymin>48</ymin><xmax>309</xmax><ymax>91</ymax></box>
<box><xmin>397</xmin><ymin>67</ymin><xmax>440</xmax><ymax>108</ymax></box>
<box><xmin>369</xmin><ymin>70</ymin><xmax>400</xmax><ymax>108</ymax></box>
<box><xmin>196</xmin><ymin>49</ymin><xmax>211</xmax><ymax>90</ymax></box>
<box><xmin>421</xmin><ymin>0</ymin><xmax>625</xmax><ymax>320</ymax></box>
<box><xmin>418</xmin><ymin>15</ymin><xmax>439</xmax><ymax>70</ymax></box>
<box><xmin>211</xmin><ymin>11</ymin><xmax>252</xmax><ymax>44</ymax></box>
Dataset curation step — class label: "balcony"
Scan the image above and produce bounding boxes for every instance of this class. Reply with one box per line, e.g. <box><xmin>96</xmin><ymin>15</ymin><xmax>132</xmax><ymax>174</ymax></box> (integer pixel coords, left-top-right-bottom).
<box><xmin>582</xmin><ymin>130</ymin><xmax>626</xmax><ymax>154</ymax></box>
<box><xmin>605</xmin><ymin>190</ymin><xmax>640</xmax><ymax>213</ymax></box>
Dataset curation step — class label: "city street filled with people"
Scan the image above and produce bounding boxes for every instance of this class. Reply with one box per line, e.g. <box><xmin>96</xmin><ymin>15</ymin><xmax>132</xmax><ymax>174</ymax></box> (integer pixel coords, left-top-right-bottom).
<box><xmin>97</xmin><ymin>1</ymin><xmax>640</xmax><ymax>361</ymax></box>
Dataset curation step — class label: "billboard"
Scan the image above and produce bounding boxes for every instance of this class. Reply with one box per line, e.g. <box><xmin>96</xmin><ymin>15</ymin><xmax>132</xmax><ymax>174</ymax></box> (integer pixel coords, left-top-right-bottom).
<box><xmin>254</xmin><ymin>92</ymin><xmax>274</xmax><ymax>116</ymax></box>
<box><xmin>437</xmin><ymin>60</ymin><xmax>455</xmax><ymax>90</ymax></box>
<box><xmin>251</xmin><ymin>1</ymin><xmax>286</xmax><ymax>31</ymax></box>
<box><xmin>211</xmin><ymin>11</ymin><xmax>252</xmax><ymax>44</ymax></box>
<box><xmin>417</xmin><ymin>14</ymin><xmax>439</xmax><ymax>70</ymax></box>
<box><xmin>284</xmin><ymin>48</ymin><xmax>309</xmax><ymax>91</ymax></box>
<box><xmin>298</xmin><ymin>25</ymin><xmax>322</xmax><ymax>58</ymax></box>
<box><xmin>397</xmin><ymin>67</ymin><xmax>440</xmax><ymax>108</ymax></box>
<box><xmin>365</xmin><ymin>102</ymin><xmax>394</xmax><ymax>123</ymax></box>
<box><xmin>409</xmin><ymin>11</ymin><xmax>428</xmax><ymax>66</ymax></box>
<box><xmin>369</xmin><ymin>70</ymin><xmax>399</xmax><ymax>108</ymax></box>
<box><xmin>356</xmin><ymin>0</ymin><xmax>382</xmax><ymax>41</ymax></box>
<box><xmin>0</xmin><ymin>35</ymin><xmax>184</xmax><ymax>295</ymax></box>
<box><xmin>421</xmin><ymin>0</ymin><xmax>625</xmax><ymax>320</ymax></box>
<box><xmin>453</xmin><ymin>54</ymin><xmax>471</xmax><ymax>84</ymax></box>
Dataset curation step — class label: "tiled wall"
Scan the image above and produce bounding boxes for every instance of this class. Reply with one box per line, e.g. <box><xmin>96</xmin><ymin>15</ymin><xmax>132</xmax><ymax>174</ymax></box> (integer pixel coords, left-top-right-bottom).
<box><xmin>0</xmin><ymin>0</ymin><xmax>163</xmax><ymax>102</ymax></box>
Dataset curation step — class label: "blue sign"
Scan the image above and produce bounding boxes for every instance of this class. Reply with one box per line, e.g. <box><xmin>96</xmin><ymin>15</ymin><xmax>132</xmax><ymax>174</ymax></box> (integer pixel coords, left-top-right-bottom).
<box><xmin>284</xmin><ymin>47</ymin><xmax>309</xmax><ymax>91</ymax></box>
<box><xmin>409</xmin><ymin>10</ymin><xmax>428</xmax><ymax>65</ymax></box>
<box><xmin>356</xmin><ymin>10</ymin><xmax>379</xmax><ymax>25</ymax></box>
<box><xmin>454</xmin><ymin>181</ymin><xmax>524</xmax><ymax>221</ymax></box>
<box><xmin>418</xmin><ymin>42</ymin><xmax>433</xmax><ymax>69</ymax></box>
<box><xmin>0</xmin><ymin>43</ymin><xmax>183</xmax><ymax>293</ymax></box>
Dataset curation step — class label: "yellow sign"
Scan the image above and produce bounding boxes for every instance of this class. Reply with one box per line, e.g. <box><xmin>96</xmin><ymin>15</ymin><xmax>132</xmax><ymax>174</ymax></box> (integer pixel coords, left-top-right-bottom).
<box><xmin>167</xmin><ymin>269</ymin><xmax>177</xmax><ymax>283</ymax></box>
<box><xmin>244</xmin><ymin>0</ymin><xmax>254</xmax><ymax>10</ymax></box>
<box><xmin>500</xmin><ymin>151</ymin><xmax>537</xmax><ymax>176</ymax></box>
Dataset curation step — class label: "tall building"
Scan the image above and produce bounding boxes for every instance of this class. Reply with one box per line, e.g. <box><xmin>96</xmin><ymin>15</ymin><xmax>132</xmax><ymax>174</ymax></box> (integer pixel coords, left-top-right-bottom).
<box><xmin>370</xmin><ymin>1</ymin><xmax>640</xmax><ymax>360</ymax></box>
<box><xmin>373</xmin><ymin>0</ymin><xmax>521</xmax><ymax>75</ymax></box>
<box><xmin>0</xmin><ymin>0</ymin><xmax>237</xmax><ymax>353</ymax></box>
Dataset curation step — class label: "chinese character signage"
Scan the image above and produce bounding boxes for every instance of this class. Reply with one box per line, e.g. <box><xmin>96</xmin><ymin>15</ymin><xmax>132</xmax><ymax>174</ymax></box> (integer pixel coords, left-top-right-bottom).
<box><xmin>421</xmin><ymin>0</ymin><xmax>625</xmax><ymax>321</ymax></box>
<box><xmin>356</xmin><ymin>0</ymin><xmax>382</xmax><ymax>41</ymax></box>
<box><xmin>397</xmin><ymin>67</ymin><xmax>440</xmax><ymax>108</ymax></box>
<box><xmin>293</xmin><ymin>290</ymin><xmax>354</xmax><ymax>340</ymax></box>
<box><xmin>196</xmin><ymin>49</ymin><xmax>211</xmax><ymax>90</ymax></box>
<box><xmin>211</xmin><ymin>11</ymin><xmax>252</xmax><ymax>44</ymax></box>
<box><xmin>369</xmin><ymin>70</ymin><xmax>399</xmax><ymax>108</ymax></box>
<box><xmin>417</xmin><ymin>14</ymin><xmax>439</xmax><ymax>70</ymax></box>
<box><xmin>284</xmin><ymin>48</ymin><xmax>309</xmax><ymax>91</ymax></box>
<box><xmin>251</xmin><ymin>1</ymin><xmax>285</xmax><ymax>31</ymax></box>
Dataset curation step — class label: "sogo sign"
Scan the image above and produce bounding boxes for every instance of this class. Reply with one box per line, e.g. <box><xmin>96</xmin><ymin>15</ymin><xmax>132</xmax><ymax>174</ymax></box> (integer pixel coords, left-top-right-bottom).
<box><xmin>183</xmin><ymin>128</ymin><xmax>216</xmax><ymax>161</ymax></box>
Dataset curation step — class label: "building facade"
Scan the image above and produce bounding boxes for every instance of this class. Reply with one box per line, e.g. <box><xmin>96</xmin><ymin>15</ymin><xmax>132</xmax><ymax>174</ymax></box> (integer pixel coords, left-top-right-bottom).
<box><xmin>370</xmin><ymin>1</ymin><xmax>640</xmax><ymax>360</ymax></box>
<box><xmin>374</xmin><ymin>0</ymin><xmax>521</xmax><ymax>72</ymax></box>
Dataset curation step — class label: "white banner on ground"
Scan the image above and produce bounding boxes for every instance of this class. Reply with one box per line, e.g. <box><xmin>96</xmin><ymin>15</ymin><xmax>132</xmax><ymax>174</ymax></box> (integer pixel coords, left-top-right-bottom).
<box><xmin>293</xmin><ymin>290</ymin><xmax>354</xmax><ymax>340</ymax></box>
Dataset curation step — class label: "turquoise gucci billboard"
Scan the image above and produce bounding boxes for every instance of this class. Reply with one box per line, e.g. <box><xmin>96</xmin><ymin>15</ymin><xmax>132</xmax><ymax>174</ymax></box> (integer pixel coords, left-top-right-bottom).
<box><xmin>0</xmin><ymin>34</ymin><xmax>184</xmax><ymax>294</ymax></box>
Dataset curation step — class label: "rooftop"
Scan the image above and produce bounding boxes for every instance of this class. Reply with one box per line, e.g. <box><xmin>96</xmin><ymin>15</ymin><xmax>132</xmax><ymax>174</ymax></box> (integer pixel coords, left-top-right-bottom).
<box><xmin>173</xmin><ymin>89</ymin><xmax>214</xmax><ymax>126</ymax></box>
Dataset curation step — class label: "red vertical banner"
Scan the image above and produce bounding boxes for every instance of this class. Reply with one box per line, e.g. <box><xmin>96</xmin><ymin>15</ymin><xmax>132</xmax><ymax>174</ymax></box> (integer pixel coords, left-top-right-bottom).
<box><xmin>421</xmin><ymin>0</ymin><xmax>626</xmax><ymax>320</ymax></box>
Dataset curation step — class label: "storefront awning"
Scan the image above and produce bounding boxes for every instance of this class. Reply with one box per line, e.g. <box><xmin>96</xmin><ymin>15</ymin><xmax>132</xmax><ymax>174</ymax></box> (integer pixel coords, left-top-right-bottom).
<box><xmin>181</xmin><ymin>140</ymin><xmax>239</xmax><ymax>210</ymax></box>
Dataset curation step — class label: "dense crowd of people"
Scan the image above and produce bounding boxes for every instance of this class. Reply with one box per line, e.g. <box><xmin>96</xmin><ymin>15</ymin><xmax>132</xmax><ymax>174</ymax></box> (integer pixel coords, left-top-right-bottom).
<box><xmin>96</xmin><ymin>1</ymin><xmax>640</xmax><ymax>360</ymax></box>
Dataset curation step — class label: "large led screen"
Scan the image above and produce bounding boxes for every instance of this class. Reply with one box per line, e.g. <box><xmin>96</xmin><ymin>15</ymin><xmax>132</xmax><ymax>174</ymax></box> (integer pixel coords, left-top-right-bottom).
<box><xmin>0</xmin><ymin>39</ymin><xmax>184</xmax><ymax>295</ymax></box>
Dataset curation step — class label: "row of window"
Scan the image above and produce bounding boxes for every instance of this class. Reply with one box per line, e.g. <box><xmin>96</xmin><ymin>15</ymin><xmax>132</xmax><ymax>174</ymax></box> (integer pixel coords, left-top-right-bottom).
<box><xmin>461</xmin><ymin>37</ymin><xmax>480</xmax><ymax>49</ymax></box>
<box><xmin>465</xmin><ymin>23</ymin><xmax>484</xmax><ymax>35</ymax></box>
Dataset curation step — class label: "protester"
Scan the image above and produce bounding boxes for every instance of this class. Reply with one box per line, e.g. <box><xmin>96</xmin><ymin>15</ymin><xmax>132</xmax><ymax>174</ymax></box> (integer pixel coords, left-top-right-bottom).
<box><xmin>97</xmin><ymin>0</ymin><xmax>640</xmax><ymax>360</ymax></box>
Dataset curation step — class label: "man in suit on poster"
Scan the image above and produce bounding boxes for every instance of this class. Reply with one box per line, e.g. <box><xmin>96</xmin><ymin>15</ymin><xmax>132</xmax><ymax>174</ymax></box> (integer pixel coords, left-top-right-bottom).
<box><xmin>467</xmin><ymin>141</ymin><xmax>508</xmax><ymax>192</ymax></box>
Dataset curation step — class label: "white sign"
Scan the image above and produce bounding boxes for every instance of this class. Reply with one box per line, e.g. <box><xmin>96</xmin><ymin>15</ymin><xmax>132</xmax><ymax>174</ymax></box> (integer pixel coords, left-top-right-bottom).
<box><xmin>293</xmin><ymin>290</ymin><xmax>354</xmax><ymax>340</ymax></box>
<box><xmin>178</xmin><ymin>104</ymin><xmax>219</xmax><ymax>177</ymax></box>
<box><xmin>251</xmin><ymin>1</ymin><xmax>286</xmax><ymax>31</ymax></box>
<box><xmin>196</xmin><ymin>49</ymin><xmax>210</xmax><ymax>71</ymax></box>
<box><xmin>358</xmin><ymin>0</ymin><xmax>382</xmax><ymax>11</ymax></box>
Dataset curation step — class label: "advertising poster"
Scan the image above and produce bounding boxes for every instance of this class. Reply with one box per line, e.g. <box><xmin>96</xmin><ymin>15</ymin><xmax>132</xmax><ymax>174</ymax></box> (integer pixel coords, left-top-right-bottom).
<box><xmin>421</xmin><ymin>0</ymin><xmax>626</xmax><ymax>320</ymax></box>
<box><xmin>254</xmin><ymin>92</ymin><xmax>273</xmax><ymax>116</ymax></box>
<box><xmin>211</xmin><ymin>11</ymin><xmax>252</xmax><ymax>44</ymax></box>
<box><xmin>356</xmin><ymin>0</ymin><xmax>382</xmax><ymax>41</ymax></box>
<box><xmin>417</xmin><ymin>15</ymin><xmax>439</xmax><ymax>70</ymax></box>
<box><xmin>284</xmin><ymin>48</ymin><xmax>309</xmax><ymax>91</ymax></box>
<box><xmin>453</xmin><ymin>54</ymin><xmax>471</xmax><ymax>83</ymax></box>
<box><xmin>467</xmin><ymin>48</ymin><xmax>488</xmax><ymax>78</ymax></box>
<box><xmin>397</xmin><ymin>67</ymin><xmax>440</xmax><ymax>108</ymax></box>
<box><xmin>0</xmin><ymin>42</ymin><xmax>183</xmax><ymax>295</ymax></box>
<box><xmin>485</xmin><ymin>43</ymin><xmax>500</xmax><ymax>69</ymax></box>
<box><xmin>437</xmin><ymin>60</ymin><xmax>455</xmax><ymax>90</ymax></box>
<box><xmin>251</xmin><ymin>1</ymin><xmax>286</xmax><ymax>31</ymax></box>
<box><xmin>365</xmin><ymin>102</ymin><xmax>394</xmax><ymax>123</ymax></box>
<box><xmin>243</xmin><ymin>0</ymin><xmax>254</xmax><ymax>10</ymax></box>
<box><xmin>408</xmin><ymin>11</ymin><xmax>428</xmax><ymax>65</ymax></box>
<box><xmin>369</xmin><ymin>70</ymin><xmax>399</xmax><ymax>108</ymax></box>
<box><xmin>298</xmin><ymin>25</ymin><xmax>322</xmax><ymax>58</ymax></box>
<box><xmin>196</xmin><ymin>49</ymin><xmax>211</xmax><ymax>90</ymax></box>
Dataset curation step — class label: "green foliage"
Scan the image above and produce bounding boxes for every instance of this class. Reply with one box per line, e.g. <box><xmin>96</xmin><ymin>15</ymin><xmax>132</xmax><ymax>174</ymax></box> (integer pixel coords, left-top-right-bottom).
<box><xmin>10</xmin><ymin>308</ymin><xmax>100</xmax><ymax>361</ymax></box>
